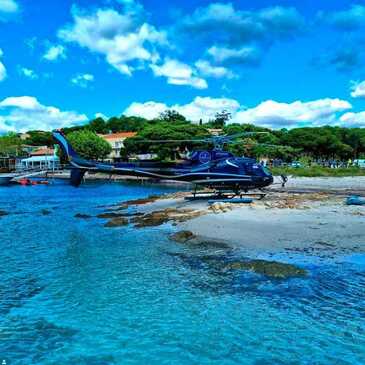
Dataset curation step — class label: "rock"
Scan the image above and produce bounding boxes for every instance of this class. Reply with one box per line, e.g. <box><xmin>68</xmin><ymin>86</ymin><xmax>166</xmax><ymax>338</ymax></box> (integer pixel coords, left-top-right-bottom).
<box><xmin>132</xmin><ymin>212</ymin><xmax>169</xmax><ymax>228</ymax></box>
<box><xmin>74</xmin><ymin>213</ymin><xmax>92</xmax><ymax>219</ymax></box>
<box><xmin>209</xmin><ymin>202</ymin><xmax>232</xmax><ymax>214</ymax></box>
<box><xmin>0</xmin><ymin>210</ymin><xmax>9</xmax><ymax>217</ymax></box>
<box><xmin>97</xmin><ymin>212</ymin><xmax>126</xmax><ymax>219</ymax></box>
<box><xmin>225</xmin><ymin>259</ymin><xmax>307</xmax><ymax>279</ymax></box>
<box><xmin>170</xmin><ymin>231</ymin><xmax>196</xmax><ymax>243</ymax></box>
<box><xmin>104</xmin><ymin>217</ymin><xmax>129</xmax><ymax>227</ymax></box>
<box><xmin>119</xmin><ymin>195</ymin><xmax>161</xmax><ymax>208</ymax></box>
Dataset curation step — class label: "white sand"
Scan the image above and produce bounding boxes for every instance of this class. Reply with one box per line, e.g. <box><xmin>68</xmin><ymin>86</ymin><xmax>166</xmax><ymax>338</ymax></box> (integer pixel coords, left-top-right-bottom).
<box><xmin>139</xmin><ymin>177</ymin><xmax>365</xmax><ymax>254</ymax></box>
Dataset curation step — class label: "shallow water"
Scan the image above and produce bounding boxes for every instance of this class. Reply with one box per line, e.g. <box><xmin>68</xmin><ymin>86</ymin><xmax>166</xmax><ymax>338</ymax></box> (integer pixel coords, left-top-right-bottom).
<box><xmin>0</xmin><ymin>181</ymin><xmax>364</xmax><ymax>365</ymax></box>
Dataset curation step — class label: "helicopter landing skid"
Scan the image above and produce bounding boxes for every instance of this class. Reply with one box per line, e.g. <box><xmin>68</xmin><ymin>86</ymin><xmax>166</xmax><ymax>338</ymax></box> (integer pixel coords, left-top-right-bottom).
<box><xmin>185</xmin><ymin>189</ymin><xmax>266</xmax><ymax>201</ymax></box>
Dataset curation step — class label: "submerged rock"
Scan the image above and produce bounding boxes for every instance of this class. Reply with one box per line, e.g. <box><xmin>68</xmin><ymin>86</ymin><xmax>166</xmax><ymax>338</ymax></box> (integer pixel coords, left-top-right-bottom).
<box><xmin>0</xmin><ymin>210</ymin><xmax>9</xmax><ymax>217</ymax></box>
<box><xmin>170</xmin><ymin>231</ymin><xmax>230</xmax><ymax>250</ymax></box>
<box><xmin>74</xmin><ymin>213</ymin><xmax>92</xmax><ymax>219</ymax></box>
<box><xmin>119</xmin><ymin>195</ymin><xmax>162</xmax><ymax>208</ymax></box>
<box><xmin>225</xmin><ymin>259</ymin><xmax>307</xmax><ymax>279</ymax></box>
<box><xmin>97</xmin><ymin>212</ymin><xmax>126</xmax><ymax>219</ymax></box>
<box><xmin>104</xmin><ymin>217</ymin><xmax>129</xmax><ymax>228</ymax></box>
<box><xmin>41</xmin><ymin>209</ymin><xmax>51</xmax><ymax>215</ymax></box>
<box><xmin>132</xmin><ymin>208</ymin><xmax>206</xmax><ymax>228</ymax></box>
<box><xmin>170</xmin><ymin>230</ymin><xmax>196</xmax><ymax>243</ymax></box>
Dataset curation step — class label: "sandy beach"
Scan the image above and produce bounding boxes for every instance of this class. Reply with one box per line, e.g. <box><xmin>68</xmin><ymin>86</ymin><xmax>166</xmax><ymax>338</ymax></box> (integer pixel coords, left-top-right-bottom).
<box><xmin>126</xmin><ymin>176</ymin><xmax>365</xmax><ymax>256</ymax></box>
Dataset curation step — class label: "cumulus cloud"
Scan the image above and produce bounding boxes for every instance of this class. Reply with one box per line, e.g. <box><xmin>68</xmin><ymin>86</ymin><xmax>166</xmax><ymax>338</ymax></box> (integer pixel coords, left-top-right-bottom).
<box><xmin>124</xmin><ymin>96</ymin><xmax>241</xmax><ymax>122</ymax></box>
<box><xmin>0</xmin><ymin>96</ymin><xmax>88</xmax><ymax>133</ymax></box>
<box><xmin>0</xmin><ymin>0</ymin><xmax>18</xmax><ymax>14</ymax></box>
<box><xmin>350</xmin><ymin>80</ymin><xmax>365</xmax><ymax>98</ymax></box>
<box><xmin>43</xmin><ymin>45</ymin><xmax>67</xmax><ymax>61</ymax></box>
<box><xmin>340</xmin><ymin>111</ymin><xmax>365</xmax><ymax>127</ymax></box>
<box><xmin>182</xmin><ymin>3</ymin><xmax>304</xmax><ymax>44</ymax></box>
<box><xmin>0</xmin><ymin>49</ymin><xmax>6</xmax><ymax>81</ymax></box>
<box><xmin>322</xmin><ymin>4</ymin><xmax>365</xmax><ymax>31</ymax></box>
<box><xmin>207</xmin><ymin>46</ymin><xmax>260</xmax><ymax>66</ymax></box>
<box><xmin>71</xmin><ymin>73</ymin><xmax>94</xmax><ymax>88</ymax></box>
<box><xmin>58</xmin><ymin>7</ymin><xmax>167</xmax><ymax>76</ymax></box>
<box><xmin>151</xmin><ymin>59</ymin><xmax>208</xmax><ymax>89</ymax></box>
<box><xmin>18</xmin><ymin>67</ymin><xmax>38</xmax><ymax>79</ymax></box>
<box><xmin>231</xmin><ymin>99</ymin><xmax>352</xmax><ymax>128</ymax></box>
<box><xmin>195</xmin><ymin>60</ymin><xmax>235</xmax><ymax>79</ymax></box>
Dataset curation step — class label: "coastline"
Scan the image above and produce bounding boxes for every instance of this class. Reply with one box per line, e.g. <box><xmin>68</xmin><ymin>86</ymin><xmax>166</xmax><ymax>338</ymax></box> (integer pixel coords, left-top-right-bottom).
<box><xmin>115</xmin><ymin>176</ymin><xmax>365</xmax><ymax>256</ymax></box>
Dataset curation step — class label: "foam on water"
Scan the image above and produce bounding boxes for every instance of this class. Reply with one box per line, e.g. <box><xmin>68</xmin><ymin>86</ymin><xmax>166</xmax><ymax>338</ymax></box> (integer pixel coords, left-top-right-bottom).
<box><xmin>0</xmin><ymin>181</ymin><xmax>364</xmax><ymax>365</ymax></box>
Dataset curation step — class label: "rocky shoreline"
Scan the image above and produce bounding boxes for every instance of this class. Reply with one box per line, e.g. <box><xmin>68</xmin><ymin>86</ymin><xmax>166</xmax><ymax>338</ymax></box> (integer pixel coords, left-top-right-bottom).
<box><xmin>70</xmin><ymin>177</ymin><xmax>365</xmax><ymax>279</ymax></box>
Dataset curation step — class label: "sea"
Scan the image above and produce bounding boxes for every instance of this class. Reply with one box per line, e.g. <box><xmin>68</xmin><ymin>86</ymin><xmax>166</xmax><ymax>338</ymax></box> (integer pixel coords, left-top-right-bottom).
<box><xmin>0</xmin><ymin>180</ymin><xmax>364</xmax><ymax>365</ymax></box>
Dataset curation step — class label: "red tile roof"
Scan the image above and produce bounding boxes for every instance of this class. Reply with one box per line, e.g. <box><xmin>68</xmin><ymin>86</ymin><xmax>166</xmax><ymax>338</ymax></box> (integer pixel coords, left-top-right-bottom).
<box><xmin>30</xmin><ymin>148</ymin><xmax>55</xmax><ymax>156</ymax></box>
<box><xmin>100</xmin><ymin>132</ymin><xmax>137</xmax><ymax>140</ymax></box>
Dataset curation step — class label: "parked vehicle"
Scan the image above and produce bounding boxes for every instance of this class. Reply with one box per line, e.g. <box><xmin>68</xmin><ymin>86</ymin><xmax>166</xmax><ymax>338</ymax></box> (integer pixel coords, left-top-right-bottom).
<box><xmin>290</xmin><ymin>161</ymin><xmax>302</xmax><ymax>168</ymax></box>
<box><xmin>353</xmin><ymin>159</ymin><xmax>365</xmax><ymax>168</ymax></box>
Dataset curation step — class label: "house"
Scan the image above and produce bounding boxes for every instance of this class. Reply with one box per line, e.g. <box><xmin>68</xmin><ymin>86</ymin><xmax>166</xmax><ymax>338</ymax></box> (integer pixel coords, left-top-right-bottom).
<box><xmin>19</xmin><ymin>146</ymin><xmax>59</xmax><ymax>170</ymax></box>
<box><xmin>208</xmin><ymin>128</ymin><xmax>223</xmax><ymax>136</ymax></box>
<box><xmin>99</xmin><ymin>132</ymin><xmax>137</xmax><ymax>161</ymax></box>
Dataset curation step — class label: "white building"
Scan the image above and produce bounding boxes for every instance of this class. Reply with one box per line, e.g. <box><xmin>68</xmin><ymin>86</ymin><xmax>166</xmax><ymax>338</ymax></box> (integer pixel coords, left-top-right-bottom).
<box><xmin>99</xmin><ymin>132</ymin><xmax>137</xmax><ymax>160</ymax></box>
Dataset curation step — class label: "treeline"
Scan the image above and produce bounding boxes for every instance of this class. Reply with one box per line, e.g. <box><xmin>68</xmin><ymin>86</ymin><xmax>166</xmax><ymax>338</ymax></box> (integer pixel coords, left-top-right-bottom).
<box><xmin>1</xmin><ymin>110</ymin><xmax>365</xmax><ymax>161</ymax></box>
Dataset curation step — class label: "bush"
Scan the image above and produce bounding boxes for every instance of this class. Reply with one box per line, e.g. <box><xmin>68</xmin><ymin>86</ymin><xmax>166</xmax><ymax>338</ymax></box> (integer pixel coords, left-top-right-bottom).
<box><xmin>67</xmin><ymin>130</ymin><xmax>112</xmax><ymax>160</ymax></box>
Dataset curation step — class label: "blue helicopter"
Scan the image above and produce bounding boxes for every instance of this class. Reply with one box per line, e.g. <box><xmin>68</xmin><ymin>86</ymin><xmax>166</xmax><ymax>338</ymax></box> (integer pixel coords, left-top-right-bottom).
<box><xmin>52</xmin><ymin>130</ymin><xmax>275</xmax><ymax>193</ymax></box>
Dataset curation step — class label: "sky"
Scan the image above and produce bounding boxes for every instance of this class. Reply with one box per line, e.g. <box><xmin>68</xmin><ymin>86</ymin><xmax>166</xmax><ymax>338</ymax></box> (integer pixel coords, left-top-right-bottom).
<box><xmin>1</xmin><ymin>0</ymin><xmax>365</xmax><ymax>133</ymax></box>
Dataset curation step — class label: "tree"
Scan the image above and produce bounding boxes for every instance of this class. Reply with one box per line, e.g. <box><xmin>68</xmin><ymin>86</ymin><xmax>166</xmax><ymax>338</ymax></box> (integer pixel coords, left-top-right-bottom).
<box><xmin>106</xmin><ymin>116</ymin><xmax>147</xmax><ymax>132</ymax></box>
<box><xmin>67</xmin><ymin>130</ymin><xmax>112</xmax><ymax>160</ymax></box>
<box><xmin>124</xmin><ymin>121</ymin><xmax>210</xmax><ymax>161</ymax></box>
<box><xmin>159</xmin><ymin>110</ymin><xmax>186</xmax><ymax>123</ymax></box>
<box><xmin>0</xmin><ymin>133</ymin><xmax>23</xmax><ymax>156</ymax></box>
<box><xmin>25</xmin><ymin>131</ymin><xmax>53</xmax><ymax>146</ymax></box>
<box><xmin>88</xmin><ymin>117</ymin><xmax>109</xmax><ymax>134</ymax></box>
<box><xmin>211</xmin><ymin>110</ymin><xmax>232</xmax><ymax>128</ymax></box>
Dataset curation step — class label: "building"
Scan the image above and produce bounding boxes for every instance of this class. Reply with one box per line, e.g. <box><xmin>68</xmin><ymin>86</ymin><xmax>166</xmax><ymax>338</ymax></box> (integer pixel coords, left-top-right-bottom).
<box><xmin>99</xmin><ymin>132</ymin><xmax>137</xmax><ymax>161</ymax></box>
<box><xmin>208</xmin><ymin>128</ymin><xmax>223</xmax><ymax>136</ymax></box>
<box><xmin>19</xmin><ymin>146</ymin><xmax>60</xmax><ymax>170</ymax></box>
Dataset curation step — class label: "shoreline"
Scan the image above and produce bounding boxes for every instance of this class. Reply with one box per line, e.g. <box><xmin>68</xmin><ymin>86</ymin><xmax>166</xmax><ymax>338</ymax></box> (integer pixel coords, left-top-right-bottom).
<box><xmin>110</xmin><ymin>176</ymin><xmax>365</xmax><ymax>257</ymax></box>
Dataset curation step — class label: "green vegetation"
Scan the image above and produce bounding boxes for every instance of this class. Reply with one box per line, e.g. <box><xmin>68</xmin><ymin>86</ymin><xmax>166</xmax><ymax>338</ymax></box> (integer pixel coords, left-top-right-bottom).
<box><xmin>271</xmin><ymin>166</ymin><xmax>365</xmax><ymax>177</ymax></box>
<box><xmin>2</xmin><ymin>108</ymin><xmax>365</xmax><ymax>172</ymax></box>
<box><xmin>124</xmin><ymin>118</ymin><xmax>210</xmax><ymax>160</ymax></box>
<box><xmin>67</xmin><ymin>130</ymin><xmax>112</xmax><ymax>160</ymax></box>
<box><xmin>0</xmin><ymin>133</ymin><xmax>23</xmax><ymax>156</ymax></box>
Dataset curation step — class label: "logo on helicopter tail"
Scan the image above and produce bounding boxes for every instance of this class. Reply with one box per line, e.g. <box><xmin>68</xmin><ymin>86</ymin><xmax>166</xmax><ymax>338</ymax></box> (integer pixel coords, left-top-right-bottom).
<box><xmin>199</xmin><ymin>151</ymin><xmax>211</xmax><ymax>163</ymax></box>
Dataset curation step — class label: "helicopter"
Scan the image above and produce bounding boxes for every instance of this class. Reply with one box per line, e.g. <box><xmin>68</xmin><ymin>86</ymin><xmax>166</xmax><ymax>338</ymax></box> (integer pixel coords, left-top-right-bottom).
<box><xmin>52</xmin><ymin>130</ymin><xmax>278</xmax><ymax>194</ymax></box>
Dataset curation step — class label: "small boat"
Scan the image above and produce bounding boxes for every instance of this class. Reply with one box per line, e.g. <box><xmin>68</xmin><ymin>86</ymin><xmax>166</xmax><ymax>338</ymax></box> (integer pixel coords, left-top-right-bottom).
<box><xmin>0</xmin><ymin>173</ymin><xmax>16</xmax><ymax>186</ymax></box>
<box><xmin>17</xmin><ymin>178</ymin><xmax>49</xmax><ymax>186</ymax></box>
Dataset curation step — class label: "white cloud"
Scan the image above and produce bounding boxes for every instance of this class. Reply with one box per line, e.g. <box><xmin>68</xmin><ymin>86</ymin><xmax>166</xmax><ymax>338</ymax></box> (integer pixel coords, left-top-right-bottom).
<box><xmin>43</xmin><ymin>45</ymin><xmax>67</xmax><ymax>61</ymax></box>
<box><xmin>125</xmin><ymin>96</ymin><xmax>358</xmax><ymax>128</ymax></box>
<box><xmin>0</xmin><ymin>48</ymin><xmax>6</xmax><ymax>81</ymax></box>
<box><xmin>124</xmin><ymin>96</ymin><xmax>241</xmax><ymax>122</ymax></box>
<box><xmin>231</xmin><ymin>99</ymin><xmax>352</xmax><ymax>128</ymax></box>
<box><xmin>71</xmin><ymin>73</ymin><xmax>94</xmax><ymax>88</ymax></box>
<box><xmin>350</xmin><ymin>80</ymin><xmax>365</xmax><ymax>99</ymax></box>
<box><xmin>151</xmin><ymin>59</ymin><xmax>208</xmax><ymax>89</ymax></box>
<box><xmin>183</xmin><ymin>3</ymin><xmax>304</xmax><ymax>46</ymax></box>
<box><xmin>207</xmin><ymin>46</ymin><xmax>260</xmax><ymax>65</ymax></box>
<box><xmin>19</xmin><ymin>67</ymin><xmax>38</xmax><ymax>79</ymax></box>
<box><xmin>0</xmin><ymin>0</ymin><xmax>18</xmax><ymax>14</ymax></box>
<box><xmin>340</xmin><ymin>111</ymin><xmax>365</xmax><ymax>127</ymax></box>
<box><xmin>95</xmin><ymin>112</ymin><xmax>108</xmax><ymax>120</ymax></box>
<box><xmin>58</xmin><ymin>7</ymin><xmax>167</xmax><ymax>76</ymax></box>
<box><xmin>323</xmin><ymin>4</ymin><xmax>365</xmax><ymax>31</ymax></box>
<box><xmin>0</xmin><ymin>96</ymin><xmax>88</xmax><ymax>133</ymax></box>
<box><xmin>124</xmin><ymin>101</ymin><xmax>168</xmax><ymax>120</ymax></box>
<box><xmin>195</xmin><ymin>60</ymin><xmax>235</xmax><ymax>79</ymax></box>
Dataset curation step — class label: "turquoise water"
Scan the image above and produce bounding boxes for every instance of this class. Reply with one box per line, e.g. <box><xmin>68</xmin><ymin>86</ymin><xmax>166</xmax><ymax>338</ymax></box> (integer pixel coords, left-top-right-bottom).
<box><xmin>0</xmin><ymin>181</ymin><xmax>364</xmax><ymax>365</ymax></box>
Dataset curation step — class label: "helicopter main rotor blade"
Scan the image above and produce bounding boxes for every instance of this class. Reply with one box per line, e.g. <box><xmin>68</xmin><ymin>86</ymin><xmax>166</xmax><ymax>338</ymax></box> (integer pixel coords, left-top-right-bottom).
<box><xmin>230</xmin><ymin>142</ymin><xmax>288</xmax><ymax>148</ymax></box>
<box><xmin>133</xmin><ymin>139</ymin><xmax>208</xmax><ymax>143</ymax></box>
